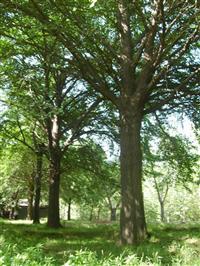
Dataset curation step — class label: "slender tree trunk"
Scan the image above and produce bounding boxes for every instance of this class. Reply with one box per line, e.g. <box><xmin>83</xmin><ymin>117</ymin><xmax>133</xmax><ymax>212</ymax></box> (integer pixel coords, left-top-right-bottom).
<box><xmin>67</xmin><ymin>198</ymin><xmax>72</xmax><ymax>221</ymax></box>
<box><xmin>27</xmin><ymin>190</ymin><xmax>34</xmax><ymax>220</ymax></box>
<box><xmin>153</xmin><ymin>175</ymin><xmax>168</xmax><ymax>224</ymax></box>
<box><xmin>26</xmin><ymin>176</ymin><xmax>34</xmax><ymax>220</ymax></box>
<box><xmin>33</xmin><ymin>151</ymin><xmax>43</xmax><ymax>224</ymax></box>
<box><xmin>97</xmin><ymin>206</ymin><xmax>101</xmax><ymax>221</ymax></box>
<box><xmin>160</xmin><ymin>200</ymin><xmax>165</xmax><ymax>223</ymax></box>
<box><xmin>89</xmin><ymin>206</ymin><xmax>93</xmax><ymax>221</ymax></box>
<box><xmin>9</xmin><ymin>208</ymin><xmax>14</xmax><ymax>220</ymax></box>
<box><xmin>110</xmin><ymin>208</ymin><xmax>117</xmax><ymax>221</ymax></box>
<box><xmin>47</xmin><ymin>154</ymin><xmax>61</xmax><ymax>227</ymax></box>
<box><xmin>120</xmin><ymin>113</ymin><xmax>147</xmax><ymax>244</ymax></box>
<box><xmin>107</xmin><ymin>197</ymin><xmax>118</xmax><ymax>222</ymax></box>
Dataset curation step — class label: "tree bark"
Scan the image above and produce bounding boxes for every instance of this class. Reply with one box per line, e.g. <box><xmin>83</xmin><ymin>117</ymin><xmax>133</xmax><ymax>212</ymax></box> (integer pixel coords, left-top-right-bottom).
<box><xmin>26</xmin><ymin>175</ymin><xmax>34</xmax><ymax>220</ymax></box>
<box><xmin>153</xmin><ymin>175</ymin><xmax>168</xmax><ymax>223</ymax></box>
<box><xmin>46</xmin><ymin>111</ymin><xmax>62</xmax><ymax>228</ymax></box>
<box><xmin>67</xmin><ymin>198</ymin><xmax>72</xmax><ymax>221</ymax></box>
<box><xmin>110</xmin><ymin>207</ymin><xmax>117</xmax><ymax>221</ymax></box>
<box><xmin>33</xmin><ymin>150</ymin><xmax>43</xmax><ymax>224</ymax></box>
<box><xmin>120</xmin><ymin>113</ymin><xmax>147</xmax><ymax>244</ymax></box>
<box><xmin>160</xmin><ymin>200</ymin><xmax>165</xmax><ymax>223</ymax></box>
<box><xmin>9</xmin><ymin>207</ymin><xmax>14</xmax><ymax>220</ymax></box>
<box><xmin>27</xmin><ymin>187</ymin><xmax>34</xmax><ymax>220</ymax></box>
<box><xmin>47</xmin><ymin>153</ymin><xmax>61</xmax><ymax>227</ymax></box>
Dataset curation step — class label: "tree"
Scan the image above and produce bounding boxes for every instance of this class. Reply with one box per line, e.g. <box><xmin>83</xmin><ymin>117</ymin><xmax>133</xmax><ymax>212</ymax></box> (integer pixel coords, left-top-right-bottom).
<box><xmin>102</xmin><ymin>162</ymin><xmax>120</xmax><ymax>222</ymax></box>
<box><xmin>0</xmin><ymin>0</ymin><xmax>199</xmax><ymax>243</ymax></box>
<box><xmin>0</xmin><ymin>88</ymin><xmax>47</xmax><ymax>223</ymax></box>
<box><xmin>60</xmin><ymin>141</ymin><xmax>112</xmax><ymax>221</ymax></box>
<box><xmin>0</xmin><ymin>142</ymin><xmax>37</xmax><ymax>220</ymax></box>
<box><xmin>143</xmin><ymin>118</ymin><xmax>198</xmax><ymax>223</ymax></box>
<box><xmin>0</xmin><ymin>26</ymin><xmax>115</xmax><ymax>227</ymax></box>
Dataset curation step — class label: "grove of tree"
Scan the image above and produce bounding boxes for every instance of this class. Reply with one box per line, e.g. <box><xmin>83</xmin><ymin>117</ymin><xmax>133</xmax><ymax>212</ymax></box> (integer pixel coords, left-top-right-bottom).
<box><xmin>0</xmin><ymin>0</ymin><xmax>199</xmax><ymax>245</ymax></box>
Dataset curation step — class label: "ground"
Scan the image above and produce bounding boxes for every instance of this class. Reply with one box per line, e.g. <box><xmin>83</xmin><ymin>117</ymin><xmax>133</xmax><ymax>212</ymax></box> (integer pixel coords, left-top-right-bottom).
<box><xmin>0</xmin><ymin>219</ymin><xmax>200</xmax><ymax>265</ymax></box>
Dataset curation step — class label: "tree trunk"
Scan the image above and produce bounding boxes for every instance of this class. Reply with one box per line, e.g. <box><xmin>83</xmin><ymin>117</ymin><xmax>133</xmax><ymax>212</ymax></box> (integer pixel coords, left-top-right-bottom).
<box><xmin>9</xmin><ymin>207</ymin><xmax>14</xmax><ymax>220</ymax></box>
<box><xmin>47</xmin><ymin>154</ymin><xmax>61</xmax><ymax>228</ymax></box>
<box><xmin>89</xmin><ymin>206</ymin><xmax>93</xmax><ymax>221</ymax></box>
<box><xmin>120</xmin><ymin>113</ymin><xmax>147</xmax><ymax>244</ymax></box>
<box><xmin>27</xmin><ymin>191</ymin><xmax>34</xmax><ymax>220</ymax></box>
<box><xmin>110</xmin><ymin>208</ymin><xmax>117</xmax><ymax>221</ymax></box>
<box><xmin>153</xmin><ymin>176</ymin><xmax>168</xmax><ymax>224</ymax></box>
<box><xmin>97</xmin><ymin>206</ymin><xmax>101</xmax><ymax>221</ymax></box>
<box><xmin>27</xmin><ymin>176</ymin><xmax>34</xmax><ymax>220</ymax></box>
<box><xmin>67</xmin><ymin>198</ymin><xmax>72</xmax><ymax>221</ymax></box>
<box><xmin>160</xmin><ymin>200</ymin><xmax>165</xmax><ymax>223</ymax></box>
<box><xmin>33</xmin><ymin>151</ymin><xmax>43</xmax><ymax>224</ymax></box>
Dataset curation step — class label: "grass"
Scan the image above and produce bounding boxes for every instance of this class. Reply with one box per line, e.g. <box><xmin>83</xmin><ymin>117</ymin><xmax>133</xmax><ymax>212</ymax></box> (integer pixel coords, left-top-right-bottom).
<box><xmin>0</xmin><ymin>219</ymin><xmax>200</xmax><ymax>265</ymax></box>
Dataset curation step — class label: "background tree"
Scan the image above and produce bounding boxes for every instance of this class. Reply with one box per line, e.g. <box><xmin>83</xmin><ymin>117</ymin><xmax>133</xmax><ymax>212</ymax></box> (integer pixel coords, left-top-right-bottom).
<box><xmin>0</xmin><ymin>143</ymin><xmax>37</xmax><ymax>220</ymax></box>
<box><xmin>60</xmin><ymin>141</ymin><xmax>114</xmax><ymax>221</ymax></box>
<box><xmin>143</xmin><ymin>118</ymin><xmax>199</xmax><ymax>222</ymax></box>
<box><xmin>0</xmin><ymin>25</ymin><xmax>116</xmax><ymax>227</ymax></box>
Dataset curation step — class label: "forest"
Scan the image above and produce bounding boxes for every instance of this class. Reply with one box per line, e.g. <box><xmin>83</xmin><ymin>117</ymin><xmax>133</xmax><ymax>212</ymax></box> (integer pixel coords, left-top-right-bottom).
<box><xmin>0</xmin><ymin>0</ymin><xmax>199</xmax><ymax>265</ymax></box>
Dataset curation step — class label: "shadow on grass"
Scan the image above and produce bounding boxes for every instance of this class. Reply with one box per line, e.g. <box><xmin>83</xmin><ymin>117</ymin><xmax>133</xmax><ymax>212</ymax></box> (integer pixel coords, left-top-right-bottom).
<box><xmin>1</xmin><ymin>219</ymin><xmax>200</xmax><ymax>265</ymax></box>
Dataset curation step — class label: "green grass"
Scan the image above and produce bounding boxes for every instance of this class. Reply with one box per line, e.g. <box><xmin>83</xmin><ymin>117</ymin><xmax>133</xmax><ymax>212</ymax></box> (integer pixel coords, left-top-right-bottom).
<box><xmin>0</xmin><ymin>219</ymin><xmax>200</xmax><ymax>265</ymax></box>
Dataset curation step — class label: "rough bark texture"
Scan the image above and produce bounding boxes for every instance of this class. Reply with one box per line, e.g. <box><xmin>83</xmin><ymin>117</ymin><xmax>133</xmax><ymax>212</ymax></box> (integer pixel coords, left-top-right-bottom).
<box><xmin>33</xmin><ymin>151</ymin><xmax>43</xmax><ymax>224</ymax></box>
<box><xmin>117</xmin><ymin>0</ymin><xmax>148</xmax><ymax>244</ymax></box>
<box><xmin>120</xmin><ymin>112</ymin><xmax>147</xmax><ymax>244</ymax></box>
<box><xmin>46</xmin><ymin>109</ymin><xmax>62</xmax><ymax>228</ymax></box>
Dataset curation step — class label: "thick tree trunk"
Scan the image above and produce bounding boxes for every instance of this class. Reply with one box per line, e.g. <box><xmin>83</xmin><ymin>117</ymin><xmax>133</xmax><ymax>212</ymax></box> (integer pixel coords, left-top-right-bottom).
<box><xmin>33</xmin><ymin>151</ymin><xmax>43</xmax><ymax>224</ymax></box>
<box><xmin>117</xmin><ymin>0</ymin><xmax>147</xmax><ymax>245</ymax></box>
<box><xmin>67</xmin><ymin>198</ymin><xmax>72</xmax><ymax>221</ymax></box>
<box><xmin>110</xmin><ymin>208</ymin><xmax>117</xmax><ymax>221</ymax></box>
<box><xmin>47</xmin><ymin>154</ymin><xmax>61</xmax><ymax>228</ymax></box>
<box><xmin>120</xmin><ymin>114</ymin><xmax>147</xmax><ymax>244</ymax></box>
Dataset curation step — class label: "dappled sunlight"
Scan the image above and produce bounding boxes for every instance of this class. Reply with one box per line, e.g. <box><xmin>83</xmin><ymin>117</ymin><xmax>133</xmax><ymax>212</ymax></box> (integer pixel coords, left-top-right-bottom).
<box><xmin>1</xmin><ymin>219</ymin><xmax>200</xmax><ymax>265</ymax></box>
<box><xmin>184</xmin><ymin>237</ymin><xmax>200</xmax><ymax>245</ymax></box>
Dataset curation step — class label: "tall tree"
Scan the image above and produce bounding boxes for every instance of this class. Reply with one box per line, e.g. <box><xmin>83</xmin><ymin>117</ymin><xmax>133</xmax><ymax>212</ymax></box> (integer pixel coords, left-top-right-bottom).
<box><xmin>0</xmin><ymin>26</ymin><xmax>115</xmax><ymax>227</ymax></box>
<box><xmin>0</xmin><ymin>0</ymin><xmax>199</xmax><ymax>243</ymax></box>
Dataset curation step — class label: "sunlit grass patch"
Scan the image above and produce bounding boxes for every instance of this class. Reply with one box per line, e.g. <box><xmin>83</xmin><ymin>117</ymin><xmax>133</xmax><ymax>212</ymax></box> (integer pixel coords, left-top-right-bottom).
<box><xmin>0</xmin><ymin>219</ymin><xmax>200</xmax><ymax>265</ymax></box>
